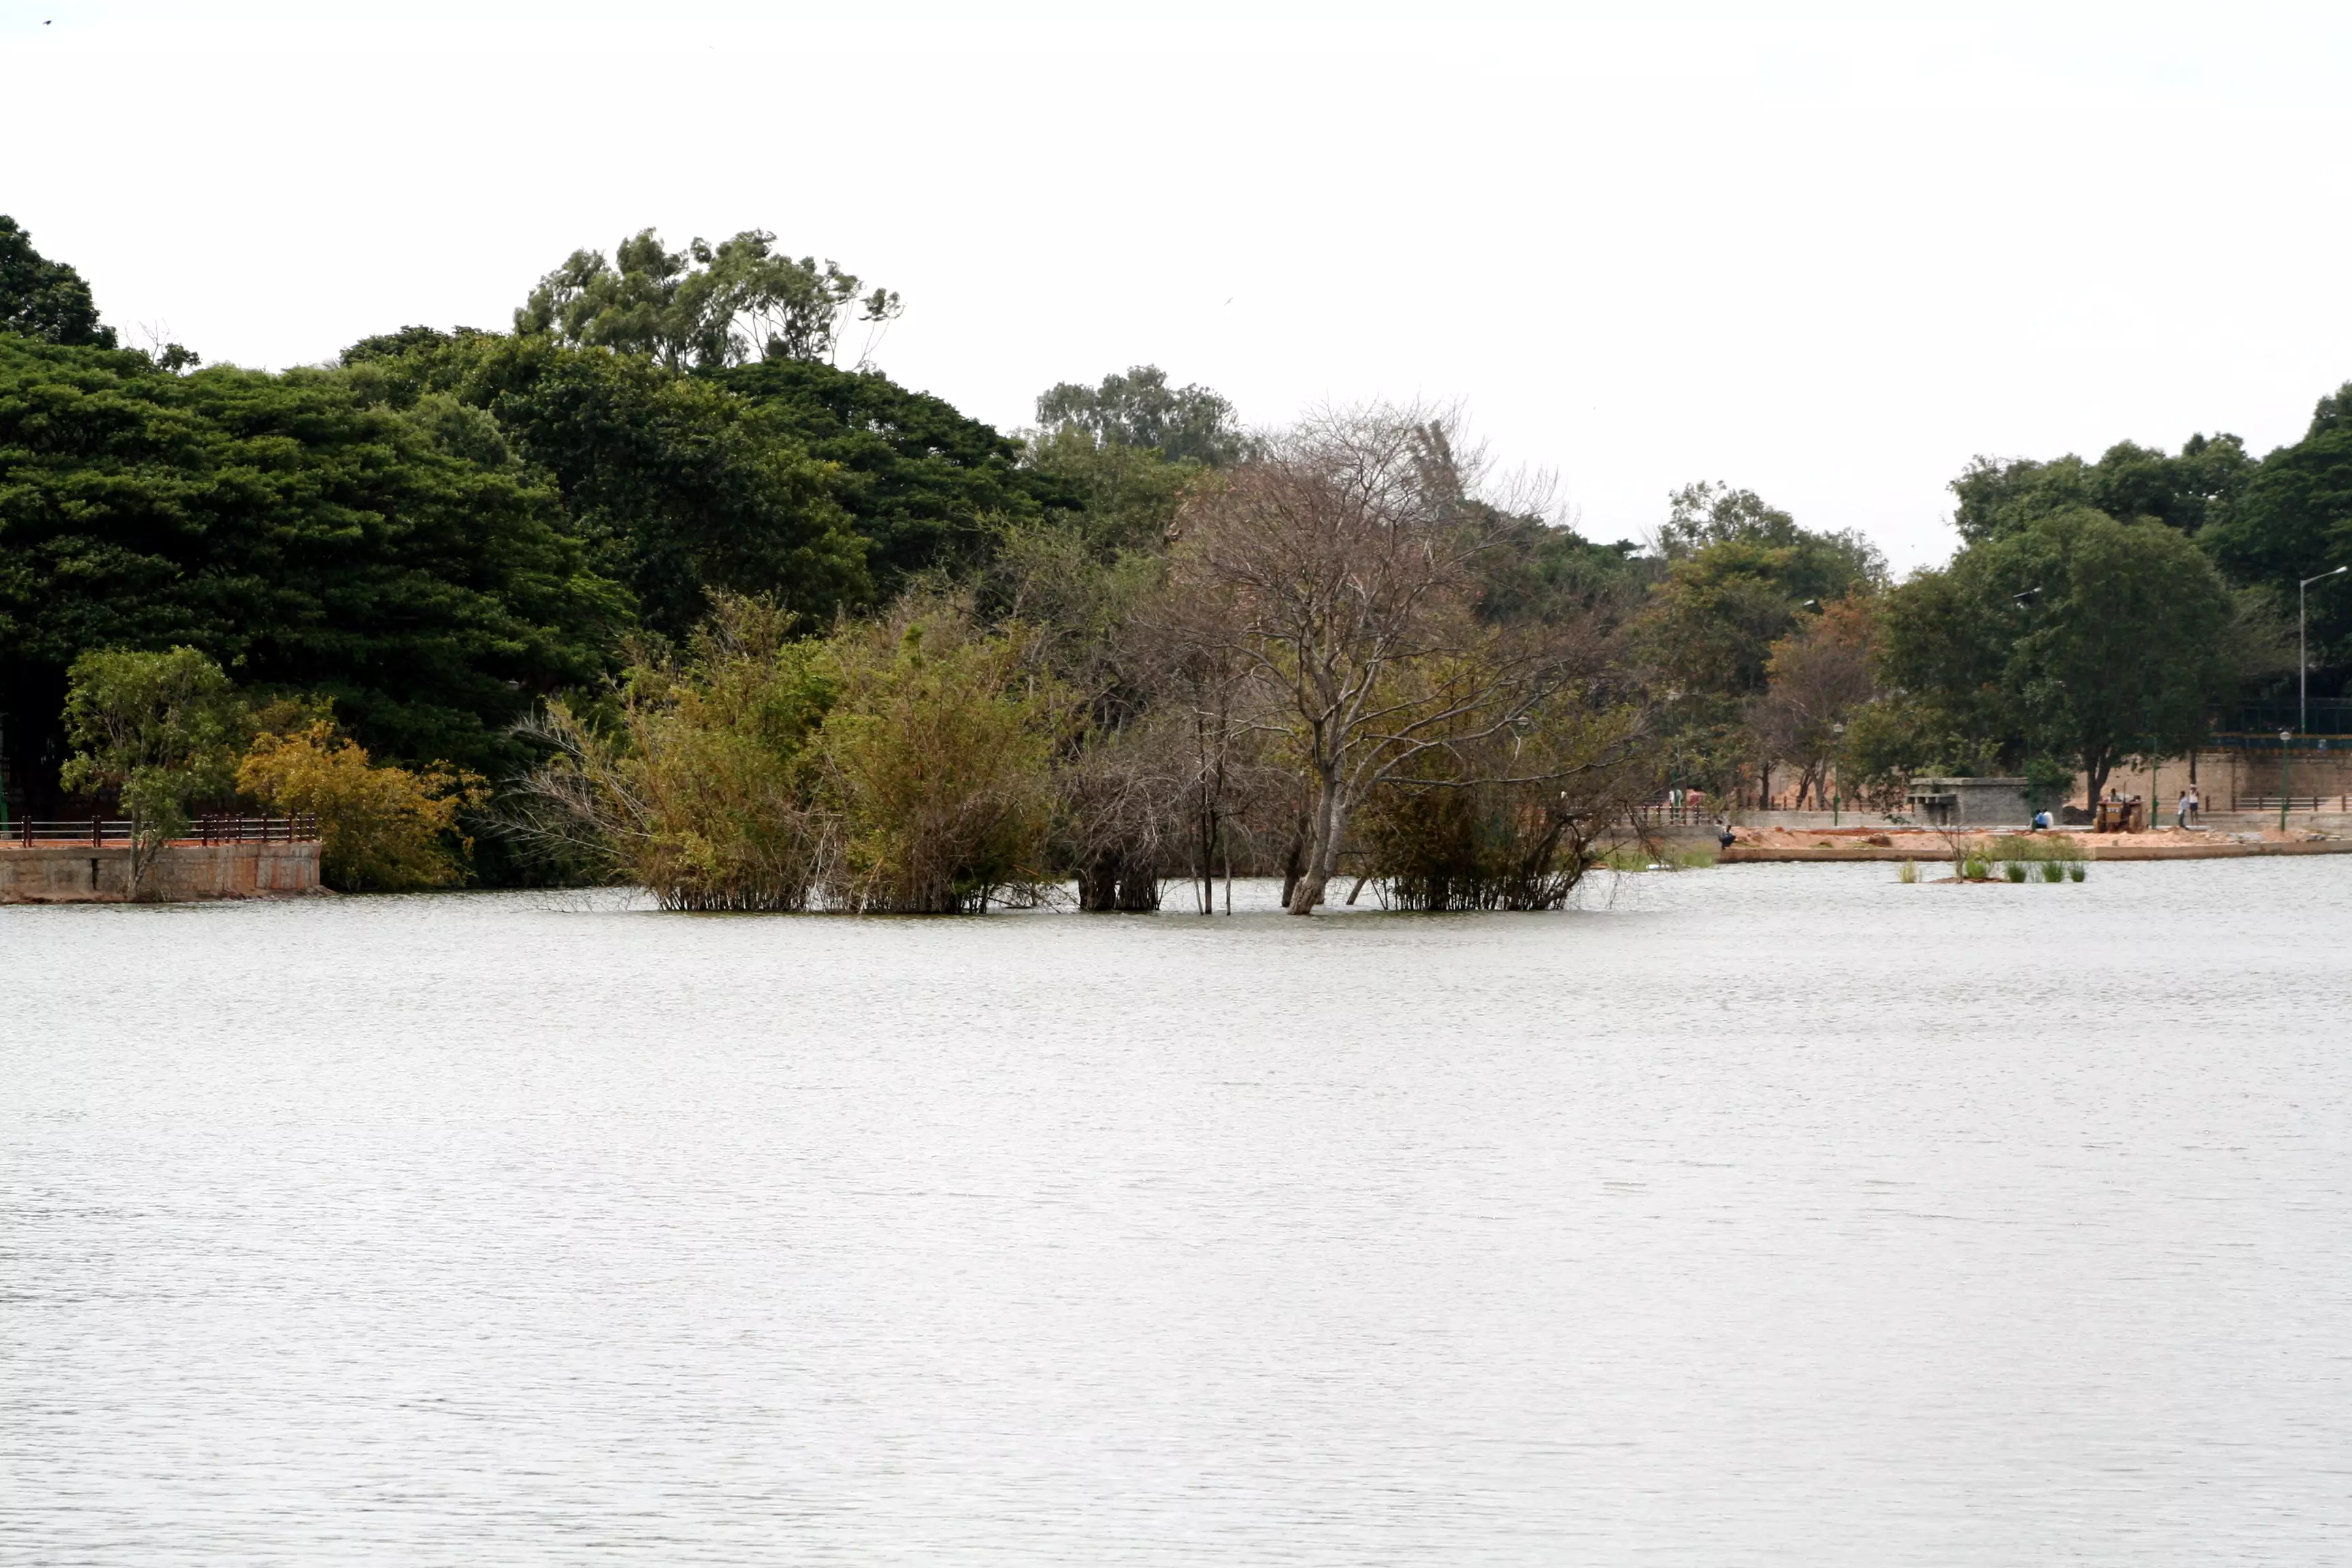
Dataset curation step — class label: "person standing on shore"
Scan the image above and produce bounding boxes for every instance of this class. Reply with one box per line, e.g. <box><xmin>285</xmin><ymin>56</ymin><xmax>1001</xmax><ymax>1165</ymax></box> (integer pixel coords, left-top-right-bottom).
<box><xmin>2177</xmin><ymin>789</ymin><xmax>2191</xmax><ymax>830</ymax></box>
<box><xmin>2187</xmin><ymin>783</ymin><xmax>2200</xmax><ymax>826</ymax></box>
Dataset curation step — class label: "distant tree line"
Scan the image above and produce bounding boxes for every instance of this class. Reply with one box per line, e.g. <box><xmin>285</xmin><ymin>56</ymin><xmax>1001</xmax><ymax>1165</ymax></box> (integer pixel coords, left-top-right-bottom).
<box><xmin>5</xmin><ymin>213</ymin><xmax>2345</xmax><ymax>902</ymax></box>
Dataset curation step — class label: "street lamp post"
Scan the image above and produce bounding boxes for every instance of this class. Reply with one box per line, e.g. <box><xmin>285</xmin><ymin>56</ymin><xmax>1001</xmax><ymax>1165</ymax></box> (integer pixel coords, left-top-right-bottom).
<box><xmin>2281</xmin><ymin>730</ymin><xmax>2295</xmax><ymax>833</ymax></box>
<box><xmin>2300</xmin><ymin>566</ymin><xmax>2347</xmax><ymax>735</ymax></box>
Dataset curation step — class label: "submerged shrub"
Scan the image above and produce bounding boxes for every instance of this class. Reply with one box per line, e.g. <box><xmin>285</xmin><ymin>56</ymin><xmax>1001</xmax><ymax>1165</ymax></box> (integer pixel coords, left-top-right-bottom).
<box><xmin>2040</xmin><ymin>860</ymin><xmax>2064</xmax><ymax>883</ymax></box>
<box><xmin>514</xmin><ymin>595</ymin><xmax>1059</xmax><ymax>913</ymax></box>
<box><xmin>1897</xmin><ymin>859</ymin><xmax>1918</xmax><ymax>883</ymax></box>
<box><xmin>2068</xmin><ymin>863</ymin><xmax>2087</xmax><ymax>882</ymax></box>
<box><xmin>1360</xmin><ymin>702</ymin><xmax>1654</xmax><ymax>911</ymax></box>
<box><xmin>813</xmin><ymin>604</ymin><xmax>1060</xmax><ymax>913</ymax></box>
<box><xmin>2003</xmin><ymin>861</ymin><xmax>2027</xmax><ymax>883</ymax></box>
<box><xmin>510</xmin><ymin>597</ymin><xmax>839</xmax><ymax>911</ymax></box>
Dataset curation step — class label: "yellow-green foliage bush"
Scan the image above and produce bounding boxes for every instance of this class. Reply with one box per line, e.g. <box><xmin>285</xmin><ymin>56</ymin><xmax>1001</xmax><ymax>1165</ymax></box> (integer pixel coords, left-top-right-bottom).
<box><xmin>512</xmin><ymin>600</ymin><xmax>837</xmax><ymax>911</ymax></box>
<box><xmin>237</xmin><ymin>723</ymin><xmax>485</xmax><ymax>890</ymax></box>
<box><xmin>512</xmin><ymin>594</ymin><xmax>1061</xmax><ymax>913</ymax></box>
<box><xmin>625</xmin><ymin>608</ymin><xmax>836</xmax><ymax>910</ymax></box>
<box><xmin>814</xmin><ymin>608</ymin><xmax>1060</xmax><ymax>913</ymax></box>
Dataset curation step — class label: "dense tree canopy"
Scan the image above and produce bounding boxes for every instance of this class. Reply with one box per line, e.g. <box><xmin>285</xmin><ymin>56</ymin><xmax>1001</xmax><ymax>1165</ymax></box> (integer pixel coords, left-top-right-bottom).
<box><xmin>14</xmin><ymin>214</ymin><xmax>2352</xmax><ymax>870</ymax></box>
<box><xmin>1036</xmin><ymin>365</ymin><xmax>1249</xmax><ymax>466</ymax></box>
<box><xmin>0</xmin><ymin>216</ymin><xmax>116</xmax><ymax>350</ymax></box>
<box><xmin>0</xmin><ymin>335</ymin><xmax>627</xmax><ymax>796</ymax></box>
<box><xmin>1637</xmin><ymin>484</ymin><xmax>1883</xmax><ymax>791</ymax></box>
<box><xmin>1950</xmin><ymin>436</ymin><xmax>2257</xmax><ymax>544</ymax></box>
<box><xmin>517</xmin><ymin>229</ymin><xmax>900</xmax><ymax>371</ymax></box>
<box><xmin>466</xmin><ymin>339</ymin><xmax>868</xmax><ymax>637</ymax></box>
<box><xmin>2201</xmin><ymin>385</ymin><xmax>2352</xmax><ymax>681</ymax></box>
<box><xmin>1879</xmin><ymin>507</ymin><xmax>2246</xmax><ymax>800</ymax></box>
<box><xmin>722</xmin><ymin>355</ymin><xmax>1072</xmax><ymax>587</ymax></box>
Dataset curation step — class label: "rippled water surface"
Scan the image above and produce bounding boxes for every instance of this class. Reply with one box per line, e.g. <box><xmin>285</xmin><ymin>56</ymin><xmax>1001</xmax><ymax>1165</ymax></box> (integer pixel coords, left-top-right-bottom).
<box><xmin>4</xmin><ymin>862</ymin><xmax>2349</xmax><ymax>1564</ymax></box>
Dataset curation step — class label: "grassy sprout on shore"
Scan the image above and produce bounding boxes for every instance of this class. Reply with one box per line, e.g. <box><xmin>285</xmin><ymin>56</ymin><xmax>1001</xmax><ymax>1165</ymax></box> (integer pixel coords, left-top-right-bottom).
<box><xmin>1897</xmin><ymin>859</ymin><xmax>1918</xmax><ymax>883</ymax></box>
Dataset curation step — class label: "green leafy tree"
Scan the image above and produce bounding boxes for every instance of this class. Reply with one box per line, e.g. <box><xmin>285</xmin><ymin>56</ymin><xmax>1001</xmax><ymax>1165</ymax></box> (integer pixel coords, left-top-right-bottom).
<box><xmin>57</xmin><ymin>647</ymin><xmax>242</xmax><ymax>892</ymax></box>
<box><xmin>0</xmin><ymin>334</ymin><xmax>627</xmax><ymax>806</ymax></box>
<box><xmin>1019</xmin><ymin>422</ymin><xmax>1202</xmax><ymax>557</ymax></box>
<box><xmin>1036</xmin><ymin>365</ymin><xmax>1249</xmax><ymax>466</ymax></box>
<box><xmin>349</xmin><ymin>329</ymin><xmax>1054</xmax><ymax>610</ymax></box>
<box><xmin>2202</xmin><ymin>383</ymin><xmax>2352</xmax><ymax>687</ymax></box>
<box><xmin>461</xmin><ymin>337</ymin><xmax>870</xmax><ymax>637</ymax></box>
<box><xmin>0</xmin><ymin>215</ymin><xmax>116</xmax><ymax>348</ymax></box>
<box><xmin>1636</xmin><ymin>485</ymin><xmax>1882</xmax><ymax>796</ymax></box>
<box><xmin>516</xmin><ymin>229</ymin><xmax>900</xmax><ymax>370</ymax></box>
<box><xmin>1881</xmin><ymin>507</ymin><xmax>2244</xmax><ymax>804</ymax></box>
<box><xmin>1470</xmin><ymin>512</ymin><xmax>1654</xmax><ymax>627</ymax></box>
<box><xmin>1951</xmin><ymin>436</ymin><xmax>2255</xmax><ymax>544</ymax></box>
<box><xmin>721</xmin><ymin>355</ymin><xmax>1072</xmax><ymax>587</ymax></box>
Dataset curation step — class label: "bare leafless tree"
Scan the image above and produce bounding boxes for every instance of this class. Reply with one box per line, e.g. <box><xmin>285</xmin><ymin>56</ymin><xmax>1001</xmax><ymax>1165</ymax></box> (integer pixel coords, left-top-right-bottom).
<box><xmin>1174</xmin><ymin>405</ymin><xmax>1595</xmax><ymax>915</ymax></box>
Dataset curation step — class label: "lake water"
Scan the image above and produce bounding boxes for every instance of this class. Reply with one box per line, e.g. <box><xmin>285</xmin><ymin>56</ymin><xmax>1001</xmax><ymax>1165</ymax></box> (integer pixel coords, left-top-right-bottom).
<box><xmin>4</xmin><ymin>862</ymin><xmax>2348</xmax><ymax>1565</ymax></box>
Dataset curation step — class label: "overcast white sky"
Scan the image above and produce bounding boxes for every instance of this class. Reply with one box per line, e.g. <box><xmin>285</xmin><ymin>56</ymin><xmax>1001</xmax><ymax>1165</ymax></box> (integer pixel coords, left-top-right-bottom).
<box><xmin>7</xmin><ymin>0</ymin><xmax>2351</xmax><ymax>569</ymax></box>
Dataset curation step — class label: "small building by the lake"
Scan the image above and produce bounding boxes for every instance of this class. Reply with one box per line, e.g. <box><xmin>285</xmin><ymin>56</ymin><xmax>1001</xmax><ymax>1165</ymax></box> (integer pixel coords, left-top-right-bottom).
<box><xmin>1904</xmin><ymin>777</ymin><xmax>2029</xmax><ymax>827</ymax></box>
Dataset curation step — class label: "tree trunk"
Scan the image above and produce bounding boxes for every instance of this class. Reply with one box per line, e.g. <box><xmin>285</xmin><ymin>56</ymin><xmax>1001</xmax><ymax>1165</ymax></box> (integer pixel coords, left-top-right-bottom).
<box><xmin>2084</xmin><ymin>752</ymin><xmax>2112</xmax><ymax>820</ymax></box>
<box><xmin>127</xmin><ymin>812</ymin><xmax>165</xmax><ymax>902</ymax></box>
<box><xmin>1081</xmin><ymin>849</ymin><xmax>1164</xmax><ymax>912</ymax></box>
<box><xmin>1286</xmin><ymin>779</ymin><xmax>1348</xmax><ymax>915</ymax></box>
<box><xmin>1113</xmin><ymin>860</ymin><xmax>1162</xmax><ymax>911</ymax></box>
<box><xmin>1078</xmin><ymin>854</ymin><xmax>1119</xmax><ymax>911</ymax></box>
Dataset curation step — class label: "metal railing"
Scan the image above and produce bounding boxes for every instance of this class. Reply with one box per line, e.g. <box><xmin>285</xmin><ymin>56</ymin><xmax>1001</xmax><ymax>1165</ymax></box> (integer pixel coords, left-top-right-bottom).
<box><xmin>10</xmin><ymin>815</ymin><xmax>318</xmax><ymax>848</ymax></box>
<box><xmin>2232</xmin><ymin>796</ymin><xmax>2349</xmax><ymax>813</ymax></box>
<box><xmin>2213</xmin><ymin>732</ymin><xmax>2352</xmax><ymax>751</ymax></box>
<box><xmin>191</xmin><ymin>814</ymin><xmax>319</xmax><ymax>845</ymax></box>
<box><xmin>2228</xmin><ymin>700</ymin><xmax>2352</xmax><ymax>736</ymax></box>
<box><xmin>11</xmin><ymin>818</ymin><xmax>132</xmax><ymax>847</ymax></box>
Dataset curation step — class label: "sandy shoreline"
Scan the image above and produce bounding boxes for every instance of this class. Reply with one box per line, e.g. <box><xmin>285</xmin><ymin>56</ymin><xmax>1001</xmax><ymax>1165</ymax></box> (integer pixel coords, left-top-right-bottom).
<box><xmin>1713</xmin><ymin>825</ymin><xmax>2352</xmax><ymax>863</ymax></box>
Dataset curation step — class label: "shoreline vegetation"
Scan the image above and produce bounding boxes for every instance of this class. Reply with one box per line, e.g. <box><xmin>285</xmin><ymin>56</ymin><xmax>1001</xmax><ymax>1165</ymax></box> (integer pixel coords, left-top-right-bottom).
<box><xmin>6</xmin><ymin>216</ymin><xmax>2351</xmax><ymax>912</ymax></box>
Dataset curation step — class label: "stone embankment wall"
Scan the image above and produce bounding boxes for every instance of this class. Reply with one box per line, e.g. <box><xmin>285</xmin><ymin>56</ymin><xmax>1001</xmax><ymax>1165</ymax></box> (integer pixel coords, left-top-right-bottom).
<box><xmin>0</xmin><ymin>841</ymin><xmax>321</xmax><ymax>903</ymax></box>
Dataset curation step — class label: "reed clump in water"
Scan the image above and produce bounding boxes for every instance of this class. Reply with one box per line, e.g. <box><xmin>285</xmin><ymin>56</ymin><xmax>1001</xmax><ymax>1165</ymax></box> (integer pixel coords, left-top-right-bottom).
<box><xmin>1989</xmin><ymin>832</ymin><xmax>2087</xmax><ymax>886</ymax></box>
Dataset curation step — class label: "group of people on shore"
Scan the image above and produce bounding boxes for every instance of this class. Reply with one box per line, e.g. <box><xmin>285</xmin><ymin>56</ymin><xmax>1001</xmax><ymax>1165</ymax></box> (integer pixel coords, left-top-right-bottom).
<box><xmin>2075</xmin><ymin>784</ymin><xmax>2202</xmax><ymax>833</ymax></box>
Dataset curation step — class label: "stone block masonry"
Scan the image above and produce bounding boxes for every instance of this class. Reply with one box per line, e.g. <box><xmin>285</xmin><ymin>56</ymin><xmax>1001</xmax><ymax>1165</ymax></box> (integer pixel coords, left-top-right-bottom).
<box><xmin>0</xmin><ymin>841</ymin><xmax>321</xmax><ymax>903</ymax></box>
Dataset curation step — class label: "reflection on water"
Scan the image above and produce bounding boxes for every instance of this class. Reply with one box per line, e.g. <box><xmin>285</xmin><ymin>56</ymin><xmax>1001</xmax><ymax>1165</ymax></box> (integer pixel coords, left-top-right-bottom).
<box><xmin>3</xmin><ymin>864</ymin><xmax>2348</xmax><ymax>1565</ymax></box>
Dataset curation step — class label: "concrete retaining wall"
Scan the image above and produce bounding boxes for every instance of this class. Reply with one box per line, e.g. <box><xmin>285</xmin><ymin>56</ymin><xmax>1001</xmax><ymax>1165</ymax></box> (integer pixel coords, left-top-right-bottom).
<box><xmin>0</xmin><ymin>841</ymin><xmax>321</xmax><ymax>902</ymax></box>
<box><xmin>1718</xmin><ymin>834</ymin><xmax>2352</xmax><ymax>864</ymax></box>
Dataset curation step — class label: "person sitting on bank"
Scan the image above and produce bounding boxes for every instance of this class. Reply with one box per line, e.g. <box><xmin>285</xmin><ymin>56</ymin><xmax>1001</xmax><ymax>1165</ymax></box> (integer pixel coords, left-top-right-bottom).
<box><xmin>1715</xmin><ymin>817</ymin><xmax>1735</xmax><ymax>850</ymax></box>
<box><xmin>2033</xmin><ymin>808</ymin><xmax>2053</xmax><ymax>831</ymax></box>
